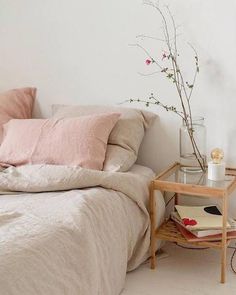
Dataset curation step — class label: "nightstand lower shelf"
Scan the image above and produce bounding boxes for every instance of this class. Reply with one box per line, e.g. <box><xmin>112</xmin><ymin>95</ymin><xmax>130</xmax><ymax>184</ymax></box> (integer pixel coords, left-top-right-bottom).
<box><xmin>156</xmin><ymin>219</ymin><xmax>231</xmax><ymax>249</ymax></box>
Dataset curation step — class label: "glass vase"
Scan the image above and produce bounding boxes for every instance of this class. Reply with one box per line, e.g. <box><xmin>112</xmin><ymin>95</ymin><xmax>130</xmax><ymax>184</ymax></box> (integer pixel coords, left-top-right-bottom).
<box><xmin>179</xmin><ymin>117</ymin><xmax>206</xmax><ymax>173</ymax></box>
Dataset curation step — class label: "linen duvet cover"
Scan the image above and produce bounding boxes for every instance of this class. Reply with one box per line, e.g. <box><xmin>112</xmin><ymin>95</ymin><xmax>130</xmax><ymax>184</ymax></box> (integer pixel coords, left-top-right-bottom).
<box><xmin>0</xmin><ymin>164</ymin><xmax>164</xmax><ymax>295</ymax></box>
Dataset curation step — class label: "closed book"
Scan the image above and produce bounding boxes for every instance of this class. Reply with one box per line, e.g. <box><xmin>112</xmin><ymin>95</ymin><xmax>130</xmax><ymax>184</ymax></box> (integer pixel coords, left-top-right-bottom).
<box><xmin>175</xmin><ymin>222</ymin><xmax>236</xmax><ymax>242</ymax></box>
<box><xmin>175</xmin><ymin>205</ymin><xmax>231</xmax><ymax>230</ymax></box>
<box><xmin>171</xmin><ymin>211</ymin><xmax>236</xmax><ymax>238</ymax></box>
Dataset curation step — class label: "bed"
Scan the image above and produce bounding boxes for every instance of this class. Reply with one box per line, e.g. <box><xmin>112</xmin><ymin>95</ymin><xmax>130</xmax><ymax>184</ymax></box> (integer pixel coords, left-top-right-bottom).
<box><xmin>0</xmin><ymin>164</ymin><xmax>165</xmax><ymax>295</ymax></box>
<box><xmin>0</xmin><ymin>91</ymin><xmax>165</xmax><ymax>295</ymax></box>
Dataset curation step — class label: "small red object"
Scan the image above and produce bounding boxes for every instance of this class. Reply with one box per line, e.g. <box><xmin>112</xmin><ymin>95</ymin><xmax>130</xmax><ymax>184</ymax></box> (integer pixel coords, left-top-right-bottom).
<box><xmin>182</xmin><ymin>218</ymin><xmax>197</xmax><ymax>226</ymax></box>
<box><xmin>145</xmin><ymin>59</ymin><xmax>152</xmax><ymax>65</ymax></box>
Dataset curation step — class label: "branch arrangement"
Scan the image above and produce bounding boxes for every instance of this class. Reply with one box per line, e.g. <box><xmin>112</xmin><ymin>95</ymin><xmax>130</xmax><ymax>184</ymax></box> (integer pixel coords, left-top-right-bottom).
<box><xmin>127</xmin><ymin>0</ymin><xmax>206</xmax><ymax>171</ymax></box>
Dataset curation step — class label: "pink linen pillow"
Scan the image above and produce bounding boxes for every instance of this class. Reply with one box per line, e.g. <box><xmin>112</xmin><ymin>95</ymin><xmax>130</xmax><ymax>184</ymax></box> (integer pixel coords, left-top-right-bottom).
<box><xmin>0</xmin><ymin>113</ymin><xmax>120</xmax><ymax>170</ymax></box>
<box><xmin>52</xmin><ymin>105</ymin><xmax>157</xmax><ymax>172</ymax></box>
<box><xmin>0</xmin><ymin>87</ymin><xmax>36</xmax><ymax>144</ymax></box>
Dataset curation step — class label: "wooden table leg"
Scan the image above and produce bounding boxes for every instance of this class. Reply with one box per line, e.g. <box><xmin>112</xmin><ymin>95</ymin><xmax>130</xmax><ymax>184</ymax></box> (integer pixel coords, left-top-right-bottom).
<box><xmin>175</xmin><ymin>170</ymin><xmax>179</xmax><ymax>205</ymax></box>
<box><xmin>174</xmin><ymin>193</ymin><xmax>179</xmax><ymax>205</ymax></box>
<box><xmin>221</xmin><ymin>194</ymin><xmax>228</xmax><ymax>283</ymax></box>
<box><xmin>149</xmin><ymin>181</ymin><xmax>156</xmax><ymax>269</ymax></box>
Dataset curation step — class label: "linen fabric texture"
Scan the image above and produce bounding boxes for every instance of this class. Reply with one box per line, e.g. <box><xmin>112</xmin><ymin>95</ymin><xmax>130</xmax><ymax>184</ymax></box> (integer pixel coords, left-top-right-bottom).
<box><xmin>0</xmin><ymin>164</ymin><xmax>165</xmax><ymax>295</ymax></box>
<box><xmin>0</xmin><ymin>113</ymin><xmax>120</xmax><ymax>170</ymax></box>
<box><xmin>52</xmin><ymin>105</ymin><xmax>157</xmax><ymax>172</ymax></box>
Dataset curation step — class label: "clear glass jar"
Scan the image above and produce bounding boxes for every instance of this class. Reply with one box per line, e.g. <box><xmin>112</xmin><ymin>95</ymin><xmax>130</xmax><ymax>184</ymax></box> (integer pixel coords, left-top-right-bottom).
<box><xmin>179</xmin><ymin>117</ymin><xmax>206</xmax><ymax>172</ymax></box>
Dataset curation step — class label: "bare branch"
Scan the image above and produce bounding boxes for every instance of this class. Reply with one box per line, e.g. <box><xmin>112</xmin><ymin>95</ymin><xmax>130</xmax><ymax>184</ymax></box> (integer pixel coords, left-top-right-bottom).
<box><xmin>136</xmin><ymin>34</ymin><xmax>166</xmax><ymax>42</ymax></box>
<box><xmin>165</xmin><ymin>5</ymin><xmax>177</xmax><ymax>58</ymax></box>
<box><xmin>121</xmin><ymin>97</ymin><xmax>185</xmax><ymax>120</ymax></box>
<box><xmin>136</xmin><ymin>33</ymin><xmax>182</xmax><ymax>42</ymax></box>
<box><xmin>138</xmin><ymin>71</ymin><xmax>162</xmax><ymax>76</ymax></box>
<box><xmin>127</xmin><ymin>1</ymin><xmax>205</xmax><ymax>171</ymax></box>
<box><xmin>129</xmin><ymin>43</ymin><xmax>163</xmax><ymax>70</ymax></box>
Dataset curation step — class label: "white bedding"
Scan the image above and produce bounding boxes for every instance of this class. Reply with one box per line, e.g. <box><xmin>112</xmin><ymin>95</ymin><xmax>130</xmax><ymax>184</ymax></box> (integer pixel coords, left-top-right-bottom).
<box><xmin>0</xmin><ymin>164</ymin><xmax>165</xmax><ymax>295</ymax></box>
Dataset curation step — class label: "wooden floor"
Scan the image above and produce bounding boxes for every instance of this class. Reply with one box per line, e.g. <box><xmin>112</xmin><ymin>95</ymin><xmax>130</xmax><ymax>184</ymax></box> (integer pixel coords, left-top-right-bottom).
<box><xmin>122</xmin><ymin>242</ymin><xmax>236</xmax><ymax>295</ymax></box>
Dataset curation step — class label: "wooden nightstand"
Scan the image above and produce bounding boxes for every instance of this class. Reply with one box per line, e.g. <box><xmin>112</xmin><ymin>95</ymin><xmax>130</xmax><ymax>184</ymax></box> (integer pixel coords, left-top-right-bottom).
<box><xmin>149</xmin><ymin>162</ymin><xmax>236</xmax><ymax>283</ymax></box>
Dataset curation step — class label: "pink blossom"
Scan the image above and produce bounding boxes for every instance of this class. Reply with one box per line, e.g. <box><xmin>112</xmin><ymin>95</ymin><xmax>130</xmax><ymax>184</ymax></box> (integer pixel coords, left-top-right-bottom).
<box><xmin>145</xmin><ymin>59</ymin><xmax>152</xmax><ymax>65</ymax></box>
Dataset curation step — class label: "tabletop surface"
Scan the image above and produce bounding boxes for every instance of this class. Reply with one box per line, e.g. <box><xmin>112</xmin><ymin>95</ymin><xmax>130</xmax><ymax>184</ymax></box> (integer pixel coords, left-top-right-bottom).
<box><xmin>155</xmin><ymin>163</ymin><xmax>236</xmax><ymax>192</ymax></box>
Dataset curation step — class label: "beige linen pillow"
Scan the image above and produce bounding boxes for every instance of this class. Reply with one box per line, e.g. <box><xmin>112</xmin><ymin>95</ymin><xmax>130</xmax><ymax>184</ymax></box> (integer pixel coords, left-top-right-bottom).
<box><xmin>52</xmin><ymin>105</ymin><xmax>157</xmax><ymax>172</ymax></box>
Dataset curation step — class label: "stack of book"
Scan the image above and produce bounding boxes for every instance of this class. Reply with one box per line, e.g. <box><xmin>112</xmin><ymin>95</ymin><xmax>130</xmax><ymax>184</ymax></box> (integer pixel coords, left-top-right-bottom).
<box><xmin>171</xmin><ymin>205</ymin><xmax>236</xmax><ymax>242</ymax></box>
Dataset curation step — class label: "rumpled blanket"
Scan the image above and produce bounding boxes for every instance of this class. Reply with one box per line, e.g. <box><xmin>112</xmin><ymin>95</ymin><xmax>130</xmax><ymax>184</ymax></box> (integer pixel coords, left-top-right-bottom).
<box><xmin>0</xmin><ymin>164</ymin><xmax>165</xmax><ymax>295</ymax></box>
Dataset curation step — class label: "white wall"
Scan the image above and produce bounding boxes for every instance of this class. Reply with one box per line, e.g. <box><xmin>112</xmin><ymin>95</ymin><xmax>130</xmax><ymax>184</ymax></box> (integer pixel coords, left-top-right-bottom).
<box><xmin>0</xmin><ymin>0</ymin><xmax>236</xmax><ymax>208</ymax></box>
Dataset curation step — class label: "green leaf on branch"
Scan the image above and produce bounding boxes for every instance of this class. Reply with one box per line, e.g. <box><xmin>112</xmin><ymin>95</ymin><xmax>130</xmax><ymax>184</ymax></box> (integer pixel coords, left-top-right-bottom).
<box><xmin>161</xmin><ymin>67</ymin><xmax>168</xmax><ymax>73</ymax></box>
<box><xmin>167</xmin><ymin>73</ymin><xmax>174</xmax><ymax>79</ymax></box>
<box><xmin>186</xmin><ymin>81</ymin><xmax>194</xmax><ymax>89</ymax></box>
